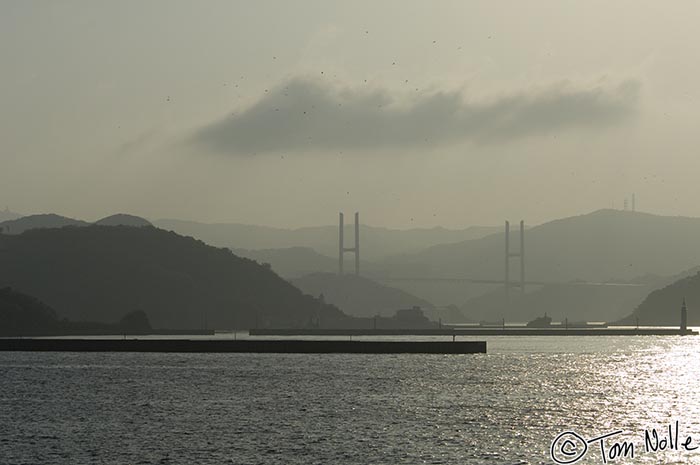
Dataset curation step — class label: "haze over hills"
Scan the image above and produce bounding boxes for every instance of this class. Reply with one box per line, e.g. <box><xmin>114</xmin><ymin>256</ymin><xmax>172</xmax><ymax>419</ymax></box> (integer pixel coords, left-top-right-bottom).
<box><xmin>0</xmin><ymin>214</ymin><xmax>89</xmax><ymax>234</ymax></box>
<box><xmin>461</xmin><ymin>283</ymin><xmax>651</xmax><ymax>324</ymax></box>
<box><xmin>377</xmin><ymin>209</ymin><xmax>700</xmax><ymax>306</ymax></box>
<box><xmin>154</xmin><ymin>218</ymin><xmax>500</xmax><ymax>260</ymax></box>
<box><xmin>0</xmin><ymin>225</ymin><xmax>349</xmax><ymax>329</ymax></box>
<box><xmin>6</xmin><ymin>208</ymin><xmax>700</xmax><ymax>327</ymax></box>
<box><xmin>229</xmin><ymin>246</ymin><xmax>374</xmax><ymax>278</ymax></box>
<box><xmin>291</xmin><ymin>272</ymin><xmax>435</xmax><ymax>319</ymax></box>
<box><xmin>460</xmin><ymin>267</ymin><xmax>700</xmax><ymax>324</ymax></box>
<box><xmin>0</xmin><ymin>213</ymin><xmax>152</xmax><ymax>234</ymax></box>
<box><xmin>94</xmin><ymin>214</ymin><xmax>153</xmax><ymax>227</ymax></box>
<box><xmin>0</xmin><ymin>208</ymin><xmax>22</xmax><ymax>223</ymax></box>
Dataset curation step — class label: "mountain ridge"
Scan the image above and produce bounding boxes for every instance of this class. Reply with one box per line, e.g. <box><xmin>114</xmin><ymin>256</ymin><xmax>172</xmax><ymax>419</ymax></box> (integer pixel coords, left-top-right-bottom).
<box><xmin>154</xmin><ymin>218</ymin><xmax>500</xmax><ymax>260</ymax></box>
<box><xmin>373</xmin><ymin>209</ymin><xmax>700</xmax><ymax>305</ymax></box>
<box><xmin>0</xmin><ymin>225</ymin><xmax>348</xmax><ymax>329</ymax></box>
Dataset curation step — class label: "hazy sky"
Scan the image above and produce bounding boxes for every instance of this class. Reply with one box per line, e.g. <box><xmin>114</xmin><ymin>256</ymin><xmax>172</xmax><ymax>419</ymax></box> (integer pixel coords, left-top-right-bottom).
<box><xmin>2</xmin><ymin>1</ymin><xmax>700</xmax><ymax>228</ymax></box>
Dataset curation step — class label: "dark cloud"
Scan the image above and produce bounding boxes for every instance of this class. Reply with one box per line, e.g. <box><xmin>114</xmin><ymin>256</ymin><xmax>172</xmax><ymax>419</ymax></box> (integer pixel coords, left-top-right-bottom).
<box><xmin>193</xmin><ymin>77</ymin><xmax>640</xmax><ymax>154</ymax></box>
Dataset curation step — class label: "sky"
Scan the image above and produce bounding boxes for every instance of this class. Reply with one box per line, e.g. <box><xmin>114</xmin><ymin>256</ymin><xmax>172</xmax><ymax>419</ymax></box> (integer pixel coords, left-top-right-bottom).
<box><xmin>2</xmin><ymin>1</ymin><xmax>700</xmax><ymax>229</ymax></box>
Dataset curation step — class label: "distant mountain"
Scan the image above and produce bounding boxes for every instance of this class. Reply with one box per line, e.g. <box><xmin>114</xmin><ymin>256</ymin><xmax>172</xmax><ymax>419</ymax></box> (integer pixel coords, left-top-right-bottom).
<box><xmin>0</xmin><ymin>207</ymin><xmax>22</xmax><ymax>223</ymax></box>
<box><xmin>377</xmin><ymin>210</ymin><xmax>700</xmax><ymax>306</ymax></box>
<box><xmin>0</xmin><ymin>212</ymin><xmax>152</xmax><ymax>235</ymax></box>
<box><xmin>95</xmin><ymin>214</ymin><xmax>152</xmax><ymax>227</ymax></box>
<box><xmin>291</xmin><ymin>272</ymin><xmax>434</xmax><ymax>318</ymax></box>
<box><xmin>0</xmin><ymin>214</ymin><xmax>89</xmax><ymax>234</ymax></box>
<box><xmin>0</xmin><ymin>226</ymin><xmax>350</xmax><ymax>329</ymax></box>
<box><xmin>154</xmin><ymin>218</ymin><xmax>500</xmax><ymax>260</ymax></box>
<box><xmin>461</xmin><ymin>283</ymin><xmax>651</xmax><ymax>324</ymax></box>
<box><xmin>461</xmin><ymin>265</ymin><xmax>700</xmax><ymax>324</ymax></box>
<box><xmin>232</xmin><ymin>247</ymin><xmax>339</xmax><ymax>278</ymax></box>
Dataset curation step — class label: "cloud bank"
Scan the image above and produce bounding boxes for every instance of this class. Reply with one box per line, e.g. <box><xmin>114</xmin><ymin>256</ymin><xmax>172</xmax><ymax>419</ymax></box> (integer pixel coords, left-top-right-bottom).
<box><xmin>193</xmin><ymin>77</ymin><xmax>640</xmax><ymax>154</ymax></box>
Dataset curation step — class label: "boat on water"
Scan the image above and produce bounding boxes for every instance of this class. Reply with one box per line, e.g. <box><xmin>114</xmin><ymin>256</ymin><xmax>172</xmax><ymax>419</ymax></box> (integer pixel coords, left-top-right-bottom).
<box><xmin>526</xmin><ymin>313</ymin><xmax>552</xmax><ymax>328</ymax></box>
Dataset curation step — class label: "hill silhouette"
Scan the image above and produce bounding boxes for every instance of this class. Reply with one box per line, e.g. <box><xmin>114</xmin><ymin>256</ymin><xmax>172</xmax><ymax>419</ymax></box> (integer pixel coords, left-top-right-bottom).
<box><xmin>616</xmin><ymin>271</ymin><xmax>700</xmax><ymax>326</ymax></box>
<box><xmin>0</xmin><ymin>214</ymin><xmax>89</xmax><ymax>234</ymax></box>
<box><xmin>0</xmin><ymin>226</ymin><xmax>346</xmax><ymax>329</ymax></box>
<box><xmin>0</xmin><ymin>213</ymin><xmax>152</xmax><ymax>234</ymax></box>
<box><xmin>0</xmin><ymin>287</ymin><xmax>154</xmax><ymax>336</ymax></box>
<box><xmin>377</xmin><ymin>209</ymin><xmax>700</xmax><ymax>307</ymax></box>
<box><xmin>291</xmin><ymin>272</ymin><xmax>435</xmax><ymax>318</ymax></box>
<box><xmin>95</xmin><ymin>214</ymin><xmax>152</xmax><ymax>227</ymax></box>
<box><xmin>154</xmin><ymin>218</ymin><xmax>500</xmax><ymax>260</ymax></box>
<box><xmin>0</xmin><ymin>286</ymin><xmax>62</xmax><ymax>335</ymax></box>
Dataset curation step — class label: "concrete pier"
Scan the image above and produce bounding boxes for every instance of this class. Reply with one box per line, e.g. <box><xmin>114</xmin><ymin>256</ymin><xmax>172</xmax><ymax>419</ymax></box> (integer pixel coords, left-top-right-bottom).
<box><xmin>250</xmin><ymin>328</ymin><xmax>698</xmax><ymax>337</ymax></box>
<box><xmin>0</xmin><ymin>338</ymin><xmax>487</xmax><ymax>354</ymax></box>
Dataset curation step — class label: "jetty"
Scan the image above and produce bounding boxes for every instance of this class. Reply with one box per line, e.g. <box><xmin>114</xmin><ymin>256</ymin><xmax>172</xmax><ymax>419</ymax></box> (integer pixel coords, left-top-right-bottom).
<box><xmin>250</xmin><ymin>302</ymin><xmax>697</xmax><ymax>337</ymax></box>
<box><xmin>0</xmin><ymin>338</ymin><xmax>486</xmax><ymax>354</ymax></box>
<box><xmin>249</xmin><ymin>327</ymin><xmax>698</xmax><ymax>337</ymax></box>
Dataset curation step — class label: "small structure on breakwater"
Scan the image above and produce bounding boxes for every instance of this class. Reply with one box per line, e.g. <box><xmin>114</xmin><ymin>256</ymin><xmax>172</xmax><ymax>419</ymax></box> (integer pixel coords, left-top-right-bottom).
<box><xmin>681</xmin><ymin>298</ymin><xmax>688</xmax><ymax>332</ymax></box>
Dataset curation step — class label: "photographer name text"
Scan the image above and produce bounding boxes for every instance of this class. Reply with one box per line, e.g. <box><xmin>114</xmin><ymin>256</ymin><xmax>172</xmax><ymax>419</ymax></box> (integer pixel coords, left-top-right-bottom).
<box><xmin>550</xmin><ymin>421</ymin><xmax>698</xmax><ymax>464</ymax></box>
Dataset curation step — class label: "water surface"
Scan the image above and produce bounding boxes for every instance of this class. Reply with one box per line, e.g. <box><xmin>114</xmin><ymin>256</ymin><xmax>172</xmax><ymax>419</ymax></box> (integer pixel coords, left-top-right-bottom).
<box><xmin>2</xmin><ymin>335</ymin><xmax>700</xmax><ymax>464</ymax></box>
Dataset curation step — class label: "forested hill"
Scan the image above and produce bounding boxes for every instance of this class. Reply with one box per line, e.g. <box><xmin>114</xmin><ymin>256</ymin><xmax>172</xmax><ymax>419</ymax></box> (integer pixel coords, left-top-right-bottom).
<box><xmin>616</xmin><ymin>271</ymin><xmax>700</xmax><ymax>326</ymax></box>
<box><xmin>0</xmin><ymin>286</ymin><xmax>61</xmax><ymax>335</ymax></box>
<box><xmin>0</xmin><ymin>286</ymin><xmax>154</xmax><ymax>336</ymax></box>
<box><xmin>0</xmin><ymin>226</ymin><xmax>345</xmax><ymax>329</ymax></box>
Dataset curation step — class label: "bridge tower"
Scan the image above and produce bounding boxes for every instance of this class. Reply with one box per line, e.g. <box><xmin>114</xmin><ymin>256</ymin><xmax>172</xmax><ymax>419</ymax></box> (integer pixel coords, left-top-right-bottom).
<box><xmin>504</xmin><ymin>220</ymin><xmax>525</xmax><ymax>305</ymax></box>
<box><xmin>338</xmin><ymin>212</ymin><xmax>360</xmax><ymax>275</ymax></box>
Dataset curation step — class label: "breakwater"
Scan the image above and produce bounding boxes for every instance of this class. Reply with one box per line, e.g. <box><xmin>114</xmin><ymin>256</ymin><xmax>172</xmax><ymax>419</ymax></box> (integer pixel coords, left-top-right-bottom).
<box><xmin>250</xmin><ymin>328</ymin><xmax>697</xmax><ymax>336</ymax></box>
<box><xmin>0</xmin><ymin>338</ymin><xmax>486</xmax><ymax>354</ymax></box>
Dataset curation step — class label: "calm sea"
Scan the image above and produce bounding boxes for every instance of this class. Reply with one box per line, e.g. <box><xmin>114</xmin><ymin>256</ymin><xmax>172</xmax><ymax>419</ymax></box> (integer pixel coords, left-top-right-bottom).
<box><xmin>2</xmin><ymin>334</ymin><xmax>700</xmax><ymax>465</ymax></box>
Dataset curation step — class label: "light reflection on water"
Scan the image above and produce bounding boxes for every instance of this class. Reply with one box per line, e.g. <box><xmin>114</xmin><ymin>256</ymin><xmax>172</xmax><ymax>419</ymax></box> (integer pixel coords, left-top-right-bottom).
<box><xmin>2</xmin><ymin>335</ymin><xmax>700</xmax><ymax>464</ymax></box>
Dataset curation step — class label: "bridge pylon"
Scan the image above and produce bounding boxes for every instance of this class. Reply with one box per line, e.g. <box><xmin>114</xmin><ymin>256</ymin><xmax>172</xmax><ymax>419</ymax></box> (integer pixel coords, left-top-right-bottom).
<box><xmin>339</xmin><ymin>212</ymin><xmax>360</xmax><ymax>275</ymax></box>
<box><xmin>505</xmin><ymin>220</ymin><xmax>525</xmax><ymax>307</ymax></box>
